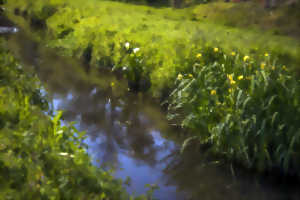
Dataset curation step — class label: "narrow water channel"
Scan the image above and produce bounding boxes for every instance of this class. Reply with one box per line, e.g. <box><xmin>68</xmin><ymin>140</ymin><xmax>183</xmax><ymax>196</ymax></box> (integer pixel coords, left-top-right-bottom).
<box><xmin>4</xmin><ymin>24</ymin><xmax>300</xmax><ymax>200</ymax></box>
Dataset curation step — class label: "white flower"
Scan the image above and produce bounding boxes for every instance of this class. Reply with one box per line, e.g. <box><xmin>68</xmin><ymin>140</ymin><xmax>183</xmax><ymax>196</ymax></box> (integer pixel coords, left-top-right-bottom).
<box><xmin>59</xmin><ymin>152</ymin><xmax>69</xmax><ymax>156</ymax></box>
<box><xmin>122</xmin><ymin>66</ymin><xmax>127</xmax><ymax>71</ymax></box>
<box><xmin>133</xmin><ymin>48</ymin><xmax>140</xmax><ymax>54</ymax></box>
<box><xmin>125</xmin><ymin>42</ymin><xmax>130</xmax><ymax>49</ymax></box>
<box><xmin>58</xmin><ymin>152</ymin><xmax>74</xmax><ymax>158</ymax></box>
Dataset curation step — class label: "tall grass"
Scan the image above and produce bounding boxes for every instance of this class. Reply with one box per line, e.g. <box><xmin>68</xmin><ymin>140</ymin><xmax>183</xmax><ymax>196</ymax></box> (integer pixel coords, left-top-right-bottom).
<box><xmin>167</xmin><ymin>47</ymin><xmax>300</xmax><ymax>174</ymax></box>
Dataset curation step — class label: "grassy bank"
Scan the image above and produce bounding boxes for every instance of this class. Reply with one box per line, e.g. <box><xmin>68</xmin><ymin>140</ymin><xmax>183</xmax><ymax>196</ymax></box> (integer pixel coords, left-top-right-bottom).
<box><xmin>0</xmin><ymin>38</ymin><xmax>150</xmax><ymax>199</ymax></box>
<box><xmin>5</xmin><ymin>0</ymin><xmax>300</xmax><ymax>93</ymax></box>
<box><xmin>192</xmin><ymin>1</ymin><xmax>300</xmax><ymax>39</ymax></box>
<box><xmin>5</xmin><ymin>0</ymin><xmax>300</xmax><ymax>176</ymax></box>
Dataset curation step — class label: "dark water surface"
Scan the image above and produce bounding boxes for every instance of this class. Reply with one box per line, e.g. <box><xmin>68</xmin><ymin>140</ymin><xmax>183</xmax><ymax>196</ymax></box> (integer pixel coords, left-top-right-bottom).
<box><xmin>4</xmin><ymin>24</ymin><xmax>300</xmax><ymax>200</ymax></box>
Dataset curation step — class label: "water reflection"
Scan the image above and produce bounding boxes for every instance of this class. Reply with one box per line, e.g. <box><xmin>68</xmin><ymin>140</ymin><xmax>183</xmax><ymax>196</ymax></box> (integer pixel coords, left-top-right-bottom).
<box><xmin>0</xmin><ymin>26</ymin><xmax>18</xmax><ymax>34</ymax></box>
<box><xmin>6</xmin><ymin>27</ymin><xmax>300</xmax><ymax>200</ymax></box>
<box><xmin>50</xmin><ymin>81</ymin><xmax>182</xmax><ymax>198</ymax></box>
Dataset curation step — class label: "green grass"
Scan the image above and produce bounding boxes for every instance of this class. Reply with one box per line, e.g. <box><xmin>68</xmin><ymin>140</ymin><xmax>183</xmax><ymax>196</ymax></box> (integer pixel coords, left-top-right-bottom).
<box><xmin>5</xmin><ymin>0</ymin><xmax>300</xmax><ymax>95</ymax></box>
<box><xmin>192</xmin><ymin>1</ymin><xmax>300</xmax><ymax>39</ymax></box>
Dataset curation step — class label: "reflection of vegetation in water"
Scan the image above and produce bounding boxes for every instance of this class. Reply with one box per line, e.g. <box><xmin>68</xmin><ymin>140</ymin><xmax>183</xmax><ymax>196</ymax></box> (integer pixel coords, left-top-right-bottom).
<box><xmin>163</xmin><ymin>146</ymin><xmax>300</xmax><ymax>200</ymax></box>
<box><xmin>52</xmin><ymin>84</ymin><xmax>175</xmax><ymax>167</ymax></box>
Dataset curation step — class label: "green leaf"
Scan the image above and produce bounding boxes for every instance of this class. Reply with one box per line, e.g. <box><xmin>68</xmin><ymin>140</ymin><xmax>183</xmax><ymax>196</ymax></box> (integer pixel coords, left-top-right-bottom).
<box><xmin>242</xmin><ymin>97</ymin><xmax>251</xmax><ymax>110</ymax></box>
<box><xmin>236</xmin><ymin>89</ymin><xmax>243</xmax><ymax>108</ymax></box>
<box><xmin>265</xmin><ymin>95</ymin><xmax>277</xmax><ymax>109</ymax></box>
<box><xmin>271</xmin><ymin>112</ymin><xmax>278</xmax><ymax>127</ymax></box>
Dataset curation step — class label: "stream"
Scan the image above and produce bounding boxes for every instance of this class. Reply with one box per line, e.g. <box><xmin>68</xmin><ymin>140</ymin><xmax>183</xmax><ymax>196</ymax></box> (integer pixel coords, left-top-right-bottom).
<box><xmin>2</xmin><ymin>19</ymin><xmax>300</xmax><ymax>200</ymax></box>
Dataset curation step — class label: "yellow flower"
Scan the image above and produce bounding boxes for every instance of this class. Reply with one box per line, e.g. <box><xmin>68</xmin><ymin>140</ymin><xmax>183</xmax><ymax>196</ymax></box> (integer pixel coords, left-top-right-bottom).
<box><xmin>282</xmin><ymin>65</ymin><xmax>287</xmax><ymax>71</ymax></box>
<box><xmin>231</xmin><ymin>52</ymin><xmax>236</xmax><ymax>56</ymax></box>
<box><xmin>210</xmin><ymin>90</ymin><xmax>217</xmax><ymax>95</ymax></box>
<box><xmin>227</xmin><ymin>74</ymin><xmax>234</xmax><ymax>81</ymax></box>
<box><xmin>238</xmin><ymin>75</ymin><xmax>244</xmax><ymax>80</ymax></box>
<box><xmin>196</xmin><ymin>53</ymin><xmax>202</xmax><ymax>58</ymax></box>
<box><xmin>214</xmin><ymin>47</ymin><xmax>219</xmax><ymax>53</ymax></box>
<box><xmin>188</xmin><ymin>74</ymin><xmax>193</xmax><ymax>78</ymax></box>
<box><xmin>111</xmin><ymin>82</ymin><xmax>115</xmax><ymax>87</ymax></box>
<box><xmin>264</xmin><ymin>53</ymin><xmax>269</xmax><ymax>57</ymax></box>
<box><xmin>272</xmin><ymin>66</ymin><xmax>275</xmax><ymax>70</ymax></box>
<box><xmin>260</xmin><ymin>63</ymin><xmax>266</xmax><ymax>70</ymax></box>
<box><xmin>227</xmin><ymin>74</ymin><xmax>236</xmax><ymax>84</ymax></box>
<box><xmin>228</xmin><ymin>88</ymin><xmax>233</xmax><ymax>93</ymax></box>
<box><xmin>177</xmin><ymin>73</ymin><xmax>183</xmax><ymax>80</ymax></box>
<box><xmin>243</xmin><ymin>55</ymin><xmax>250</xmax><ymax>62</ymax></box>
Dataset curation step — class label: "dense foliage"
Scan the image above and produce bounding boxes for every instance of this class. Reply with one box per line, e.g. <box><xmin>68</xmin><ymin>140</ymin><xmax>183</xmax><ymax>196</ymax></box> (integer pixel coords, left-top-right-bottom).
<box><xmin>0</xmin><ymin>39</ymin><xmax>148</xmax><ymax>199</ymax></box>
<box><xmin>4</xmin><ymin>0</ymin><xmax>300</xmax><ymax>176</ymax></box>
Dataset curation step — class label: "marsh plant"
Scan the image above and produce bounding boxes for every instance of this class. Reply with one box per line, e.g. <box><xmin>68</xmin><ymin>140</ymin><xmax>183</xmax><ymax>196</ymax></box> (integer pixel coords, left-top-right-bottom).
<box><xmin>167</xmin><ymin>48</ymin><xmax>300</xmax><ymax>174</ymax></box>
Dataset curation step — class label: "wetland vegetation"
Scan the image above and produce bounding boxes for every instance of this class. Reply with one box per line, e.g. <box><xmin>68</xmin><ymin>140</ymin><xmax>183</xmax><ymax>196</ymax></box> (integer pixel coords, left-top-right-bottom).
<box><xmin>1</xmin><ymin>0</ymin><xmax>300</xmax><ymax>199</ymax></box>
